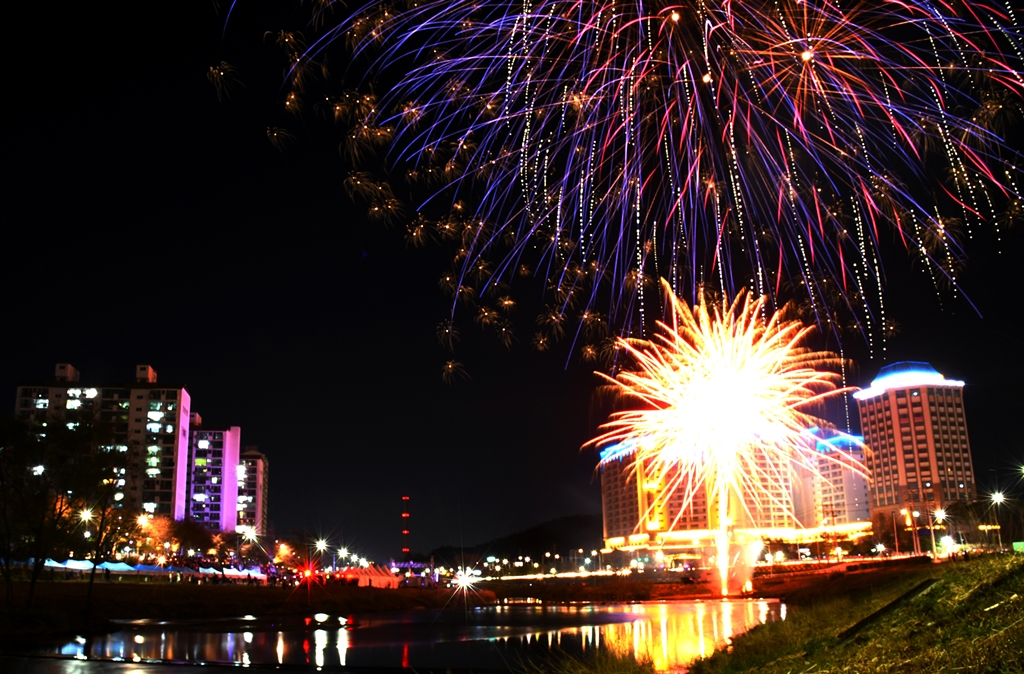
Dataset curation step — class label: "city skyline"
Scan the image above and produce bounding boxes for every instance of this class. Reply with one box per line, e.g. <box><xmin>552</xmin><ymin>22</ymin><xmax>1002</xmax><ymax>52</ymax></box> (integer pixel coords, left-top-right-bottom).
<box><xmin>3</xmin><ymin>2</ymin><xmax>1022</xmax><ymax>561</ymax></box>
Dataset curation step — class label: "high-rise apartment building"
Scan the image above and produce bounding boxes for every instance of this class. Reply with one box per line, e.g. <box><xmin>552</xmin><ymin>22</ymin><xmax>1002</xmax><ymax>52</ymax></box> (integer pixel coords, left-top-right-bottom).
<box><xmin>186</xmin><ymin>418</ymin><xmax>241</xmax><ymax>533</ymax></box>
<box><xmin>14</xmin><ymin>364</ymin><xmax>192</xmax><ymax>517</ymax></box>
<box><xmin>237</xmin><ymin>446</ymin><xmax>269</xmax><ymax>536</ymax></box>
<box><xmin>854</xmin><ymin>361</ymin><xmax>976</xmax><ymax>516</ymax></box>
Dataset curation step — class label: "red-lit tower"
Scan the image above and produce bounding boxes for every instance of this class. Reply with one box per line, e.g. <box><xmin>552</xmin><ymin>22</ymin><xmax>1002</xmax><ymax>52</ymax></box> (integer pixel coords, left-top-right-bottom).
<box><xmin>401</xmin><ymin>495</ymin><xmax>411</xmax><ymax>559</ymax></box>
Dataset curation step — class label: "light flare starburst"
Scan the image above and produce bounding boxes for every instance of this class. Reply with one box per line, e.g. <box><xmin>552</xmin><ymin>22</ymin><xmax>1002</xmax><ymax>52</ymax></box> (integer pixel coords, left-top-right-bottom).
<box><xmin>589</xmin><ymin>281</ymin><xmax>865</xmax><ymax>594</ymax></box>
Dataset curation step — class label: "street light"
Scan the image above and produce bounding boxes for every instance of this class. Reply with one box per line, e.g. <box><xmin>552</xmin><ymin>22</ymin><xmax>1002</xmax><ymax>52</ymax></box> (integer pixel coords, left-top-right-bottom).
<box><xmin>991</xmin><ymin>492</ymin><xmax>1005</xmax><ymax>552</ymax></box>
<box><xmin>80</xmin><ymin>508</ymin><xmax>94</xmax><ymax>544</ymax></box>
<box><xmin>892</xmin><ymin>510</ymin><xmax>900</xmax><ymax>555</ymax></box>
<box><xmin>238</xmin><ymin>526</ymin><xmax>257</xmax><ymax>565</ymax></box>
<box><xmin>313</xmin><ymin>539</ymin><xmax>328</xmax><ymax>571</ymax></box>
<box><xmin>928</xmin><ymin>508</ymin><xmax>946</xmax><ymax>558</ymax></box>
<box><xmin>902</xmin><ymin>509</ymin><xmax>921</xmax><ymax>555</ymax></box>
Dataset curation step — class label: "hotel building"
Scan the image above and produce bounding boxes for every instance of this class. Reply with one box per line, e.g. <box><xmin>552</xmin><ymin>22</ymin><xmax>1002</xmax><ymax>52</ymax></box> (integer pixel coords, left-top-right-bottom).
<box><xmin>854</xmin><ymin>361</ymin><xmax>976</xmax><ymax>515</ymax></box>
<box><xmin>237</xmin><ymin>446</ymin><xmax>270</xmax><ymax>536</ymax></box>
<box><xmin>599</xmin><ymin>440</ymin><xmax>803</xmax><ymax>551</ymax></box>
<box><xmin>14</xmin><ymin>363</ymin><xmax>192</xmax><ymax>518</ymax></box>
<box><xmin>808</xmin><ymin>429</ymin><xmax>871</xmax><ymax>526</ymax></box>
<box><xmin>598</xmin><ymin>429</ymin><xmax>870</xmax><ymax>552</ymax></box>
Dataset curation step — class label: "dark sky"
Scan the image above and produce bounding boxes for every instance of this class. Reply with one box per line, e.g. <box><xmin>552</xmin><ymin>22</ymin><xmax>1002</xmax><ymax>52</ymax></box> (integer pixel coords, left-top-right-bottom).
<box><xmin>3</xmin><ymin>3</ymin><xmax>1022</xmax><ymax>561</ymax></box>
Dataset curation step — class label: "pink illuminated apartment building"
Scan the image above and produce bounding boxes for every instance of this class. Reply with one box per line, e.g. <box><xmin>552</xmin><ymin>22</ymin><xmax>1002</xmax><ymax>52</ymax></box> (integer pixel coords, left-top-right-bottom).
<box><xmin>16</xmin><ymin>363</ymin><xmax>268</xmax><ymax>535</ymax></box>
<box><xmin>15</xmin><ymin>364</ymin><xmax>192</xmax><ymax>518</ymax></box>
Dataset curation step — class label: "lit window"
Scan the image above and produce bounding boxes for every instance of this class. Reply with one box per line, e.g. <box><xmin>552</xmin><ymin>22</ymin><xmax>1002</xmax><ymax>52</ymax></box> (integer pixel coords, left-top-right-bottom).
<box><xmin>35</xmin><ymin>399</ymin><xmax>48</xmax><ymax>409</ymax></box>
<box><xmin>164</xmin><ymin>425</ymin><xmax>173</xmax><ymax>433</ymax></box>
<box><xmin>147</xmin><ymin>411</ymin><xmax>164</xmax><ymax>422</ymax></box>
<box><xmin>84</xmin><ymin>389</ymin><xmax>98</xmax><ymax>399</ymax></box>
<box><xmin>146</xmin><ymin>468</ymin><xmax>161</xmax><ymax>477</ymax></box>
<box><xmin>66</xmin><ymin>400</ymin><xmax>82</xmax><ymax>410</ymax></box>
<box><xmin>195</xmin><ymin>458</ymin><xmax>207</xmax><ymax>466</ymax></box>
<box><xmin>67</xmin><ymin>388</ymin><xmax>82</xmax><ymax>398</ymax></box>
<box><xmin>143</xmin><ymin>502</ymin><xmax>157</xmax><ymax>513</ymax></box>
<box><xmin>194</xmin><ymin>493</ymin><xmax>207</xmax><ymax>502</ymax></box>
<box><xmin>198</xmin><ymin>440</ymin><xmax>210</xmax><ymax>450</ymax></box>
<box><xmin>146</xmin><ymin>422</ymin><xmax>161</xmax><ymax>433</ymax></box>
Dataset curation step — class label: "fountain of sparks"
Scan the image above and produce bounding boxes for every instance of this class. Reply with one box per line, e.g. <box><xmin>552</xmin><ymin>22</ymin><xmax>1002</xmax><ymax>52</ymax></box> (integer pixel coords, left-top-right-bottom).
<box><xmin>589</xmin><ymin>281</ymin><xmax>865</xmax><ymax>596</ymax></box>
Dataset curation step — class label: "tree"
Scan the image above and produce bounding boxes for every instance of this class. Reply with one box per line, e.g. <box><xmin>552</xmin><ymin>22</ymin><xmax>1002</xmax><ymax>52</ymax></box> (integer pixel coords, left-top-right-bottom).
<box><xmin>0</xmin><ymin>415</ymin><xmax>38</xmax><ymax>605</ymax></box>
<box><xmin>171</xmin><ymin>518</ymin><xmax>214</xmax><ymax>556</ymax></box>
<box><xmin>0</xmin><ymin>410</ymin><xmax>126</xmax><ymax>613</ymax></box>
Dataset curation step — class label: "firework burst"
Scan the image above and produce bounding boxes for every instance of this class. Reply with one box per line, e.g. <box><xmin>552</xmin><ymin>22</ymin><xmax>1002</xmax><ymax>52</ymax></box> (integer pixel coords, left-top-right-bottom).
<box><xmin>588</xmin><ymin>281</ymin><xmax>864</xmax><ymax>594</ymax></box>
<box><xmin>322</xmin><ymin>0</ymin><xmax>1022</xmax><ymax>349</ymax></box>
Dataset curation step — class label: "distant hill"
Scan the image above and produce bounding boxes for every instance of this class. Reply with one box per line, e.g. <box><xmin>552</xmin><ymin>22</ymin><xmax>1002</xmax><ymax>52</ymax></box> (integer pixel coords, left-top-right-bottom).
<box><xmin>428</xmin><ymin>514</ymin><xmax>603</xmax><ymax>563</ymax></box>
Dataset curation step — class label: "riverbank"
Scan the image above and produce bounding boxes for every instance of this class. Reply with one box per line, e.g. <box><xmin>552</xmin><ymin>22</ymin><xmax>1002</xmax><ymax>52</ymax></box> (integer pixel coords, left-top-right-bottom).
<box><xmin>482</xmin><ymin>557</ymin><xmax>933</xmax><ymax>606</ymax></box>
<box><xmin>689</xmin><ymin>553</ymin><xmax>1022</xmax><ymax>673</ymax></box>
<box><xmin>0</xmin><ymin>579</ymin><xmax>494</xmax><ymax>649</ymax></box>
<box><xmin>3</xmin><ymin>556</ymin><xmax>1019</xmax><ymax>673</ymax></box>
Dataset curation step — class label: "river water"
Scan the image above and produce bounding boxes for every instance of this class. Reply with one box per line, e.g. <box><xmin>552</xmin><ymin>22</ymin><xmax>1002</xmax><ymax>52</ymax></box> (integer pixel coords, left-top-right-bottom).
<box><xmin>41</xmin><ymin>599</ymin><xmax>784</xmax><ymax>672</ymax></box>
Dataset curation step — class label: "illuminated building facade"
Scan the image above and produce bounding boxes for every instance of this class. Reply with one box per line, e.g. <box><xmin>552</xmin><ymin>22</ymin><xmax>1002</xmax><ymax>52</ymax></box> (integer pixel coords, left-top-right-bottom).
<box><xmin>854</xmin><ymin>362</ymin><xmax>977</xmax><ymax>517</ymax></box>
<box><xmin>599</xmin><ymin>441</ymin><xmax>806</xmax><ymax>551</ymax></box>
<box><xmin>598</xmin><ymin>432</ymin><xmax>871</xmax><ymax>552</ymax></box>
<box><xmin>807</xmin><ymin>429</ymin><xmax>871</xmax><ymax>526</ymax></box>
<box><xmin>186</xmin><ymin>419</ymin><xmax>241</xmax><ymax>533</ymax></box>
<box><xmin>237</xmin><ymin>446</ymin><xmax>269</xmax><ymax>536</ymax></box>
<box><xmin>14</xmin><ymin>363</ymin><xmax>192</xmax><ymax>517</ymax></box>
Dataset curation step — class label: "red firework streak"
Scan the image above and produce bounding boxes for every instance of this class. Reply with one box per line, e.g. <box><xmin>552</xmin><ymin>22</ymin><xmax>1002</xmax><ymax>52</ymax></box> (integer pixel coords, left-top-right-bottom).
<box><xmin>401</xmin><ymin>495</ymin><xmax>411</xmax><ymax>559</ymax></box>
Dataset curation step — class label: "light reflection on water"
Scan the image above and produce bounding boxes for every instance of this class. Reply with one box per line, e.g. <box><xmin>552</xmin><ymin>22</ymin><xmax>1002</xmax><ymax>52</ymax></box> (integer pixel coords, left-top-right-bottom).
<box><xmin>53</xmin><ymin>599</ymin><xmax>782</xmax><ymax>672</ymax></box>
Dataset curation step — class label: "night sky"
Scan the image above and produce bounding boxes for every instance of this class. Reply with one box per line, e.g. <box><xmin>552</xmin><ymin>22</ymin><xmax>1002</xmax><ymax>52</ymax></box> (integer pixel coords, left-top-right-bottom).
<box><xmin>4</xmin><ymin>3</ymin><xmax>1022</xmax><ymax>561</ymax></box>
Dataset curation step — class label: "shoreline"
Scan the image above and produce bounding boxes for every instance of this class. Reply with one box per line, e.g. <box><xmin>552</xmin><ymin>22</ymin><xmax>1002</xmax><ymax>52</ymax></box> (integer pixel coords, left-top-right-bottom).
<box><xmin>1</xmin><ymin>560</ymin><xmax>924</xmax><ymax>648</ymax></box>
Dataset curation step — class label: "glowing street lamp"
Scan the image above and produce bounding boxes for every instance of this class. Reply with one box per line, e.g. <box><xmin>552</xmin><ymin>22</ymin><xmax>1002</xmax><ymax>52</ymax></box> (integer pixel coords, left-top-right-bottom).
<box><xmin>891</xmin><ymin>510</ymin><xmax>900</xmax><ymax>555</ymax></box>
<box><xmin>80</xmin><ymin>508</ymin><xmax>94</xmax><ymax>542</ymax></box>
<box><xmin>991</xmin><ymin>492</ymin><xmax>1005</xmax><ymax>551</ymax></box>
<box><xmin>902</xmin><ymin>508</ymin><xmax>922</xmax><ymax>555</ymax></box>
<box><xmin>928</xmin><ymin>508</ymin><xmax>946</xmax><ymax>557</ymax></box>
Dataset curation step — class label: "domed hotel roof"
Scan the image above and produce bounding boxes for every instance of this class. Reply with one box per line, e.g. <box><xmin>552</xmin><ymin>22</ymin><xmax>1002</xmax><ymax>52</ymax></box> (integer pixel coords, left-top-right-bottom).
<box><xmin>853</xmin><ymin>361</ymin><xmax>964</xmax><ymax>400</ymax></box>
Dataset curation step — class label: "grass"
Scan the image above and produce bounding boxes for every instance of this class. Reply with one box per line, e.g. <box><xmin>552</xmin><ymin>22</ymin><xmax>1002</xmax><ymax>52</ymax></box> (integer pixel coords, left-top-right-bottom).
<box><xmin>522</xmin><ymin>650</ymin><xmax>656</xmax><ymax>674</ymax></box>
<box><xmin>689</xmin><ymin>553</ymin><xmax>1024</xmax><ymax>673</ymax></box>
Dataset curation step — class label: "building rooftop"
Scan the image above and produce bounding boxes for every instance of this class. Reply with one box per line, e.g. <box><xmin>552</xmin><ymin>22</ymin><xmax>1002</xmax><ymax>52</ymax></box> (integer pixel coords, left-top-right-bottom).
<box><xmin>853</xmin><ymin>361</ymin><xmax>964</xmax><ymax>400</ymax></box>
